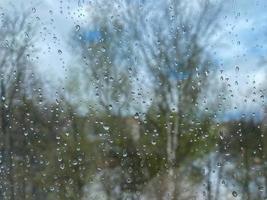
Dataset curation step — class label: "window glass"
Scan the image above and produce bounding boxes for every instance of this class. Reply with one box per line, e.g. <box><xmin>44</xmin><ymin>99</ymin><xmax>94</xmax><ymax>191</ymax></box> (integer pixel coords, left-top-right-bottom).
<box><xmin>0</xmin><ymin>0</ymin><xmax>266</xmax><ymax>199</ymax></box>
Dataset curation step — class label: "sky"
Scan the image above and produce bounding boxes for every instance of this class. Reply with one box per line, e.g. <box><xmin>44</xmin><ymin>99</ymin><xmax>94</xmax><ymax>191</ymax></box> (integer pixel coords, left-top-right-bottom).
<box><xmin>1</xmin><ymin>0</ymin><xmax>267</xmax><ymax>119</ymax></box>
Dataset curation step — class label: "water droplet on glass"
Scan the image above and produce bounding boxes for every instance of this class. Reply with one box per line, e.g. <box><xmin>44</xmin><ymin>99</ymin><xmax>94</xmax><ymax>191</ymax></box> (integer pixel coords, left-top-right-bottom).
<box><xmin>60</xmin><ymin>163</ymin><xmax>65</xmax><ymax>170</ymax></box>
<box><xmin>72</xmin><ymin>160</ymin><xmax>78</xmax><ymax>166</ymax></box>
<box><xmin>123</xmin><ymin>151</ymin><xmax>128</xmax><ymax>157</ymax></box>
<box><xmin>217</xmin><ymin>162</ymin><xmax>222</xmax><ymax>167</ymax></box>
<box><xmin>75</xmin><ymin>24</ymin><xmax>80</xmax><ymax>32</ymax></box>
<box><xmin>103</xmin><ymin>125</ymin><xmax>110</xmax><ymax>131</ymax></box>
<box><xmin>134</xmin><ymin>113</ymin><xmax>139</xmax><ymax>119</ymax></box>
<box><xmin>258</xmin><ymin>186</ymin><xmax>264</xmax><ymax>192</ymax></box>
<box><xmin>127</xmin><ymin>178</ymin><xmax>132</xmax><ymax>183</ymax></box>
<box><xmin>232</xmin><ymin>191</ymin><xmax>238</xmax><ymax>197</ymax></box>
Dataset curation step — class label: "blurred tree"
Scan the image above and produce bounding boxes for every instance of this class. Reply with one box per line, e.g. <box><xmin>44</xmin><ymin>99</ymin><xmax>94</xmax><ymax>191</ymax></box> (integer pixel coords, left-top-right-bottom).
<box><xmin>125</xmin><ymin>0</ymin><xmax>223</xmax><ymax>198</ymax></box>
<box><xmin>69</xmin><ymin>0</ymin><xmax>224</xmax><ymax>199</ymax></box>
<box><xmin>0</xmin><ymin>9</ymin><xmax>38</xmax><ymax>200</ymax></box>
<box><xmin>221</xmin><ymin>119</ymin><xmax>264</xmax><ymax>200</ymax></box>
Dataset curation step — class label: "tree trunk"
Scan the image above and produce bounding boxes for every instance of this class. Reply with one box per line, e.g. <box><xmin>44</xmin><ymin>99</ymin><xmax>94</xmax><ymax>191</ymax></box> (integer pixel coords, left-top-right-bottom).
<box><xmin>243</xmin><ymin>148</ymin><xmax>250</xmax><ymax>200</ymax></box>
<box><xmin>207</xmin><ymin>157</ymin><xmax>212</xmax><ymax>200</ymax></box>
<box><xmin>214</xmin><ymin>159</ymin><xmax>223</xmax><ymax>200</ymax></box>
<box><xmin>165</xmin><ymin>115</ymin><xmax>178</xmax><ymax>200</ymax></box>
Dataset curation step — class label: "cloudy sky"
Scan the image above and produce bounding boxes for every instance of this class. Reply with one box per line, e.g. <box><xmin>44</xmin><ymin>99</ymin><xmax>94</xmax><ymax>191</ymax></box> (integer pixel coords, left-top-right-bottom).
<box><xmin>1</xmin><ymin>0</ymin><xmax>267</xmax><ymax>119</ymax></box>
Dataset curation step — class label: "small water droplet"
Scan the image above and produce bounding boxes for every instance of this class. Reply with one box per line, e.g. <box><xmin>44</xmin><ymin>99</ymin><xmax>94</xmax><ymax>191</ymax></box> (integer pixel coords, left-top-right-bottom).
<box><xmin>72</xmin><ymin>160</ymin><xmax>78</xmax><ymax>166</ymax></box>
<box><xmin>232</xmin><ymin>191</ymin><xmax>238</xmax><ymax>197</ymax></box>
<box><xmin>126</xmin><ymin>178</ymin><xmax>132</xmax><ymax>183</ymax></box>
<box><xmin>60</xmin><ymin>163</ymin><xmax>65</xmax><ymax>170</ymax></box>
<box><xmin>258</xmin><ymin>186</ymin><xmax>264</xmax><ymax>192</ymax></box>
<box><xmin>103</xmin><ymin>125</ymin><xmax>110</xmax><ymax>131</ymax></box>
<box><xmin>75</xmin><ymin>24</ymin><xmax>80</xmax><ymax>31</ymax></box>
<box><xmin>122</xmin><ymin>151</ymin><xmax>128</xmax><ymax>157</ymax></box>
<box><xmin>134</xmin><ymin>113</ymin><xmax>139</xmax><ymax>119</ymax></box>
